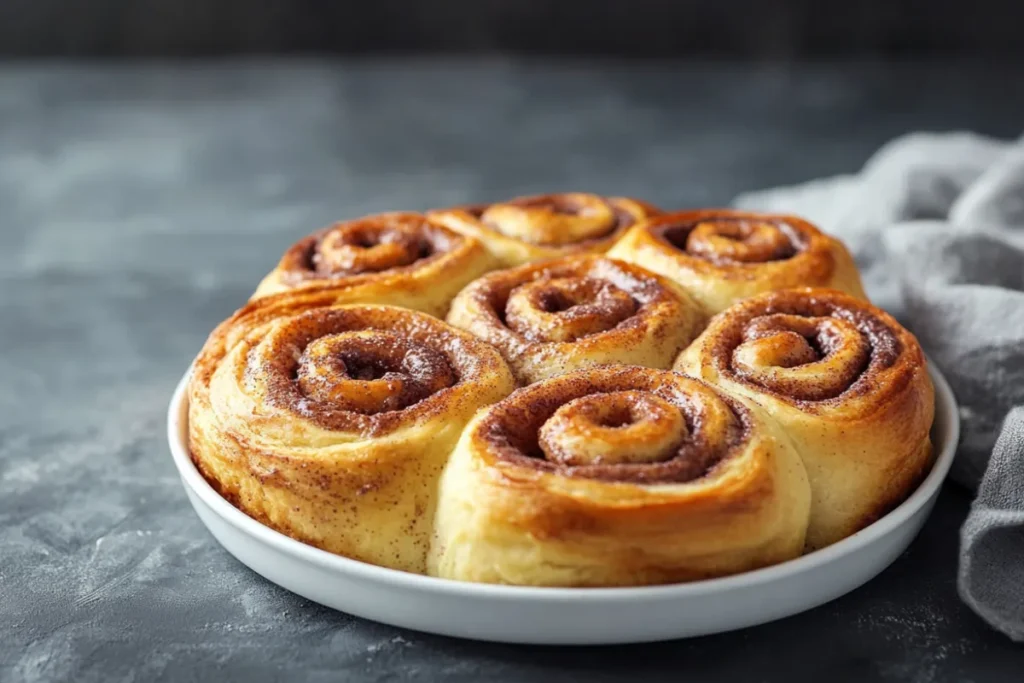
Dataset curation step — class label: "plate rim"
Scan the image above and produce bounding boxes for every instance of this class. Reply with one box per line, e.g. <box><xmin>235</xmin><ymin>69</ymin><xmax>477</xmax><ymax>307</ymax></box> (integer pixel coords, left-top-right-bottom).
<box><xmin>167</xmin><ymin>359</ymin><xmax>960</xmax><ymax>603</ymax></box>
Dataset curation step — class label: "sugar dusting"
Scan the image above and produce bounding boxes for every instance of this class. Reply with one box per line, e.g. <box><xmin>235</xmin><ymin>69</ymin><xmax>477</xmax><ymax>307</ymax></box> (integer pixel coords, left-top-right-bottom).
<box><xmin>854</xmin><ymin>597</ymin><xmax>975</xmax><ymax>683</ymax></box>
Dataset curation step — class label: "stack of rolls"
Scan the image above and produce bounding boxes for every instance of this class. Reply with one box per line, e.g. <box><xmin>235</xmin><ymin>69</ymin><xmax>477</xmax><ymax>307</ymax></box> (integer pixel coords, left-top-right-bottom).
<box><xmin>187</xmin><ymin>192</ymin><xmax>935</xmax><ymax>585</ymax></box>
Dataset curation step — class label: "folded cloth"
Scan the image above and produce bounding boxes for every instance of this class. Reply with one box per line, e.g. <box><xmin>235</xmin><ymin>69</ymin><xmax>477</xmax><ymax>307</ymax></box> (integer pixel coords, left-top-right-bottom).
<box><xmin>733</xmin><ymin>131</ymin><xmax>1024</xmax><ymax>642</ymax></box>
<box><xmin>960</xmin><ymin>407</ymin><xmax>1024</xmax><ymax>642</ymax></box>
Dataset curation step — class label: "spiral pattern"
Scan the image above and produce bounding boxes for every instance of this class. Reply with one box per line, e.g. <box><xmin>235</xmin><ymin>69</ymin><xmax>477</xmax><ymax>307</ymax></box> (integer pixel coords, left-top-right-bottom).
<box><xmin>730</xmin><ymin>314</ymin><xmax>871</xmax><ymax>401</ymax></box>
<box><xmin>675</xmin><ymin>287</ymin><xmax>934</xmax><ymax>551</ymax></box>
<box><xmin>280</xmin><ymin>213</ymin><xmax>449</xmax><ymax>280</ymax></box>
<box><xmin>691</xmin><ymin>288</ymin><xmax>907</xmax><ymax>406</ymax></box>
<box><xmin>655</xmin><ymin>213</ymin><xmax>804</xmax><ymax>265</ymax></box>
<box><xmin>476</xmin><ymin>366</ymin><xmax>748</xmax><ymax>483</ymax></box>
<box><xmin>281</xmin><ymin>330</ymin><xmax>455</xmax><ymax>415</ymax></box>
<box><xmin>446</xmin><ymin>255</ymin><xmax>706</xmax><ymax>384</ymax></box>
<box><xmin>539</xmin><ymin>391</ymin><xmax>686</xmax><ymax>466</ymax></box>
<box><xmin>428</xmin><ymin>193</ymin><xmax>660</xmax><ymax>266</ymax></box>
<box><xmin>193</xmin><ymin>303</ymin><xmax>515</xmax><ymax>438</ymax></box>
<box><xmin>428</xmin><ymin>363</ymin><xmax>812</xmax><ymax>585</ymax></box>
<box><xmin>607</xmin><ymin>209</ymin><xmax>867</xmax><ymax>315</ymax></box>
<box><xmin>187</xmin><ymin>302</ymin><xmax>516</xmax><ymax>573</ymax></box>
<box><xmin>242</xmin><ymin>307</ymin><xmax>501</xmax><ymax>433</ymax></box>
<box><xmin>504</xmin><ymin>276</ymin><xmax>638</xmax><ymax>344</ymax></box>
<box><xmin>250</xmin><ymin>212</ymin><xmax>495</xmax><ymax>316</ymax></box>
<box><xmin>475</xmin><ymin>193</ymin><xmax>634</xmax><ymax>246</ymax></box>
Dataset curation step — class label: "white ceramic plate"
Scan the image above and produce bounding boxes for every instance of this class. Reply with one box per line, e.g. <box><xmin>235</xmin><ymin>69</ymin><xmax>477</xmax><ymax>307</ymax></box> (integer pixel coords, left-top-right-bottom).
<box><xmin>167</xmin><ymin>362</ymin><xmax>960</xmax><ymax>645</ymax></box>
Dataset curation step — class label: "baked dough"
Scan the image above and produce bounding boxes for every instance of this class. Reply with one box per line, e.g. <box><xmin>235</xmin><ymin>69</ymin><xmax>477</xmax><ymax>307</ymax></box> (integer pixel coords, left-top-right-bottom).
<box><xmin>608</xmin><ymin>209</ymin><xmax>867</xmax><ymax>314</ymax></box>
<box><xmin>428</xmin><ymin>365</ymin><xmax>811</xmax><ymax>586</ymax></box>
<box><xmin>675</xmin><ymin>287</ymin><xmax>934</xmax><ymax>550</ymax></box>
<box><xmin>188</xmin><ymin>301</ymin><xmax>516</xmax><ymax>573</ymax></box>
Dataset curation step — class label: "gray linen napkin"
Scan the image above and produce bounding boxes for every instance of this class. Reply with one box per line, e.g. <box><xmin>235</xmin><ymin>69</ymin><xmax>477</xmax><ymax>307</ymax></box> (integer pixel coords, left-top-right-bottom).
<box><xmin>732</xmin><ymin>131</ymin><xmax>1024</xmax><ymax>641</ymax></box>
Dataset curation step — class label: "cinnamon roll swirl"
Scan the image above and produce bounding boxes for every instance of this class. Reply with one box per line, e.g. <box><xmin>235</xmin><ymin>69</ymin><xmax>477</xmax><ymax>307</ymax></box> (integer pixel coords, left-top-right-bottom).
<box><xmin>252</xmin><ymin>212</ymin><xmax>496</xmax><ymax>317</ymax></box>
<box><xmin>427</xmin><ymin>365</ymin><xmax>811</xmax><ymax>586</ymax></box>
<box><xmin>607</xmin><ymin>209</ymin><xmax>867</xmax><ymax>314</ymax></box>
<box><xmin>446</xmin><ymin>256</ymin><xmax>705</xmax><ymax>384</ymax></box>
<box><xmin>428</xmin><ymin>192</ymin><xmax>660</xmax><ymax>267</ymax></box>
<box><xmin>675</xmin><ymin>288</ymin><xmax>934</xmax><ymax>550</ymax></box>
<box><xmin>188</xmin><ymin>302</ymin><xmax>516</xmax><ymax>573</ymax></box>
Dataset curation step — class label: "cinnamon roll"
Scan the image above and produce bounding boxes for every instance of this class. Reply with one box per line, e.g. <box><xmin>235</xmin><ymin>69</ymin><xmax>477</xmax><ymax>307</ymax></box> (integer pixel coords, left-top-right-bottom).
<box><xmin>427</xmin><ymin>365</ymin><xmax>811</xmax><ymax>586</ymax></box>
<box><xmin>607</xmin><ymin>209</ymin><xmax>867</xmax><ymax>314</ymax></box>
<box><xmin>428</xmin><ymin>192</ymin><xmax>660</xmax><ymax>267</ymax></box>
<box><xmin>675</xmin><ymin>287</ymin><xmax>934</xmax><ymax>550</ymax></box>
<box><xmin>252</xmin><ymin>212</ymin><xmax>496</xmax><ymax>317</ymax></box>
<box><xmin>188</xmin><ymin>302</ymin><xmax>516</xmax><ymax>573</ymax></box>
<box><xmin>446</xmin><ymin>256</ymin><xmax>706</xmax><ymax>384</ymax></box>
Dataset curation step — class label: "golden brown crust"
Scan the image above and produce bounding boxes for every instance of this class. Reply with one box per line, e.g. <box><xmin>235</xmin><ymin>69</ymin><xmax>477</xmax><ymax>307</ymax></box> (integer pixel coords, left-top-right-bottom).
<box><xmin>675</xmin><ymin>287</ymin><xmax>935</xmax><ymax>550</ymax></box>
<box><xmin>446</xmin><ymin>255</ymin><xmax>706</xmax><ymax>384</ymax></box>
<box><xmin>187</xmin><ymin>301</ymin><xmax>516</xmax><ymax>573</ymax></box>
<box><xmin>607</xmin><ymin>209</ymin><xmax>868</xmax><ymax>314</ymax></box>
<box><xmin>251</xmin><ymin>212</ymin><xmax>497</xmax><ymax>317</ymax></box>
<box><xmin>427</xmin><ymin>365</ymin><xmax>812</xmax><ymax>586</ymax></box>
<box><xmin>428</xmin><ymin>193</ymin><xmax>661</xmax><ymax>267</ymax></box>
<box><xmin>184</xmin><ymin>195</ymin><xmax>933</xmax><ymax>585</ymax></box>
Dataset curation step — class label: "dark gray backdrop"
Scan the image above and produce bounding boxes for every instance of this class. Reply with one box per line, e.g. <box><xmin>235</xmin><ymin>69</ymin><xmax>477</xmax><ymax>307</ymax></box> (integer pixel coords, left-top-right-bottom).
<box><xmin>2</xmin><ymin>0</ymin><xmax>1024</xmax><ymax>58</ymax></box>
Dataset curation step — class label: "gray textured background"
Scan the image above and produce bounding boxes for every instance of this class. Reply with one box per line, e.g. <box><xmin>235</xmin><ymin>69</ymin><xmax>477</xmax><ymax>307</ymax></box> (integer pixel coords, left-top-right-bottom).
<box><xmin>2</xmin><ymin>60</ymin><xmax>1023</xmax><ymax>682</ymax></box>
